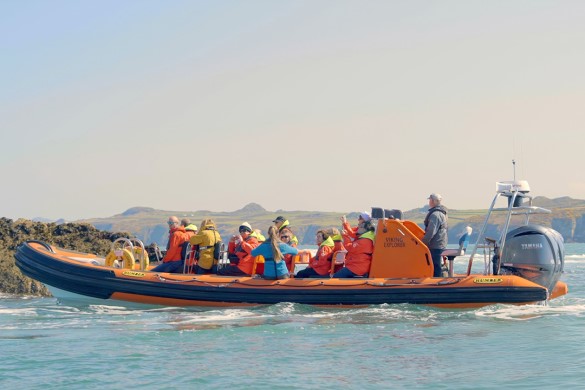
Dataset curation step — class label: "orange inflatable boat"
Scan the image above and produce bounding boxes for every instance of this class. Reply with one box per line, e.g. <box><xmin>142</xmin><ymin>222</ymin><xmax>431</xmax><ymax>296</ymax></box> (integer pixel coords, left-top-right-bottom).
<box><xmin>15</xmin><ymin>180</ymin><xmax>567</xmax><ymax>308</ymax></box>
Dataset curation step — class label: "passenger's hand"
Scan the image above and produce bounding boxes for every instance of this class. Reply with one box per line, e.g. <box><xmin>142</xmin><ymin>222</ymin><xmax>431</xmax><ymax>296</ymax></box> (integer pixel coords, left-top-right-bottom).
<box><xmin>341</xmin><ymin>215</ymin><xmax>347</xmax><ymax>224</ymax></box>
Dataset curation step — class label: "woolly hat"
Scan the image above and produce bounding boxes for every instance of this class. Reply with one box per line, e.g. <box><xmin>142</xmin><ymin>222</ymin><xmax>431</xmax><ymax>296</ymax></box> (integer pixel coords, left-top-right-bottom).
<box><xmin>239</xmin><ymin>222</ymin><xmax>253</xmax><ymax>233</ymax></box>
<box><xmin>272</xmin><ymin>216</ymin><xmax>286</xmax><ymax>223</ymax></box>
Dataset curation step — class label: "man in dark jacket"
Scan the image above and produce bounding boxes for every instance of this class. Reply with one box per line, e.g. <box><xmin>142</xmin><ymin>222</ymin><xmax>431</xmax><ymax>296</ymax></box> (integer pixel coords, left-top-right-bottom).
<box><xmin>422</xmin><ymin>193</ymin><xmax>448</xmax><ymax>277</ymax></box>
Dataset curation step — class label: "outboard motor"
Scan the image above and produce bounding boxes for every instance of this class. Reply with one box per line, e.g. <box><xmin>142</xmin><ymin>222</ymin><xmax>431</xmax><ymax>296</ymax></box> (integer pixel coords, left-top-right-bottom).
<box><xmin>499</xmin><ymin>225</ymin><xmax>565</xmax><ymax>293</ymax></box>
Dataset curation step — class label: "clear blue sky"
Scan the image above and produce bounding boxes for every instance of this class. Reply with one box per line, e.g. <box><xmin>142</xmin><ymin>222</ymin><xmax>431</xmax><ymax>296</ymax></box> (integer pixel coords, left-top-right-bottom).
<box><xmin>1</xmin><ymin>1</ymin><xmax>584</xmax><ymax>220</ymax></box>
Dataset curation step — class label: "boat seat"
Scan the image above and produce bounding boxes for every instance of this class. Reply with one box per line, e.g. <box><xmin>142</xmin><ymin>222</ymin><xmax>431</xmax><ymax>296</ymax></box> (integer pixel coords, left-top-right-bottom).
<box><xmin>329</xmin><ymin>250</ymin><xmax>348</xmax><ymax>277</ymax></box>
<box><xmin>371</xmin><ymin>207</ymin><xmax>403</xmax><ymax>220</ymax></box>
<box><xmin>250</xmin><ymin>255</ymin><xmax>265</xmax><ymax>276</ymax></box>
<box><xmin>289</xmin><ymin>251</ymin><xmax>311</xmax><ymax>277</ymax></box>
<box><xmin>441</xmin><ymin>231</ymin><xmax>471</xmax><ymax>277</ymax></box>
<box><xmin>182</xmin><ymin>243</ymin><xmax>197</xmax><ymax>274</ymax></box>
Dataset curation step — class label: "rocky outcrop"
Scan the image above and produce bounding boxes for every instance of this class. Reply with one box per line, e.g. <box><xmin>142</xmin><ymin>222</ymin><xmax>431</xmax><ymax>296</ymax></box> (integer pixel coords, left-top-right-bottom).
<box><xmin>0</xmin><ymin>218</ymin><xmax>132</xmax><ymax>296</ymax></box>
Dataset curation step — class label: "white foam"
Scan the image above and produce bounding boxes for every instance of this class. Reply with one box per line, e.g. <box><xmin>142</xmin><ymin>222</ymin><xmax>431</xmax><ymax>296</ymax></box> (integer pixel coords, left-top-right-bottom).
<box><xmin>0</xmin><ymin>307</ymin><xmax>38</xmax><ymax>316</ymax></box>
<box><xmin>88</xmin><ymin>304</ymin><xmax>150</xmax><ymax>316</ymax></box>
<box><xmin>171</xmin><ymin>308</ymin><xmax>260</xmax><ymax>325</ymax></box>
<box><xmin>475</xmin><ymin>301</ymin><xmax>585</xmax><ymax>320</ymax></box>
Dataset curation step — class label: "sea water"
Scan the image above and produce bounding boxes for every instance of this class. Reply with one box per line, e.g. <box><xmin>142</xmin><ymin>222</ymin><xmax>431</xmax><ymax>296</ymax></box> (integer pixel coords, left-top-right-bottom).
<box><xmin>1</xmin><ymin>245</ymin><xmax>584</xmax><ymax>389</ymax></box>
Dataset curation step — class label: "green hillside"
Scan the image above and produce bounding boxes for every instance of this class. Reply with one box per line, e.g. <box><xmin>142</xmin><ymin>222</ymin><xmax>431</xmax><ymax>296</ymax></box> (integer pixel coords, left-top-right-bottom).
<box><xmin>79</xmin><ymin>197</ymin><xmax>585</xmax><ymax>245</ymax></box>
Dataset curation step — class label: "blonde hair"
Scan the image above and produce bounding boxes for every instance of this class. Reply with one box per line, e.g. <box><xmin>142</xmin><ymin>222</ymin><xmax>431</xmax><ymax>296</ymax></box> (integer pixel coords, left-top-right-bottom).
<box><xmin>267</xmin><ymin>225</ymin><xmax>283</xmax><ymax>262</ymax></box>
<box><xmin>325</xmin><ymin>227</ymin><xmax>340</xmax><ymax>236</ymax></box>
<box><xmin>325</xmin><ymin>227</ymin><xmax>341</xmax><ymax>241</ymax></box>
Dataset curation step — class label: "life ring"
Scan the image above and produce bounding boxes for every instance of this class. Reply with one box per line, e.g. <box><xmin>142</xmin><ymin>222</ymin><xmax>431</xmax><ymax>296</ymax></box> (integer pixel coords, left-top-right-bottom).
<box><xmin>105</xmin><ymin>248</ymin><xmax>135</xmax><ymax>269</ymax></box>
<box><xmin>132</xmin><ymin>247</ymin><xmax>150</xmax><ymax>270</ymax></box>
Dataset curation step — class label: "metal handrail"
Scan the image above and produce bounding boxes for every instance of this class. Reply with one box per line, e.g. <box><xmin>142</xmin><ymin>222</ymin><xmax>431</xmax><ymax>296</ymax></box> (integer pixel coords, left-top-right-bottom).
<box><xmin>466</xmin><ymin>193</ymin><xmax>499</xmax><ymax>275</ymax></box>
<box><xmin>465</xmin><ymin>188</ymin><xmax>552</xmax><ymax>276</ymax></box>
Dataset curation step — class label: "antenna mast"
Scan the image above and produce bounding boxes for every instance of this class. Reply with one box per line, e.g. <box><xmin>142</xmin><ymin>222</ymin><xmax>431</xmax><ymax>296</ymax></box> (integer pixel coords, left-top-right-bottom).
<box><xmin>512</xmin><ymin>159</ymin><xmax>516</xmax><ymax>181</ymax></box>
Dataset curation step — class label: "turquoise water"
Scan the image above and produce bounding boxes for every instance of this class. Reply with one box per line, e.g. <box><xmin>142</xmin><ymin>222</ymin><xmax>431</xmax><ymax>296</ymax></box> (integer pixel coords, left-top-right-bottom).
<box><xmin>2</xmin><ymin>245</ymin><xmax>585</xmax><ymax>389</ymax></box>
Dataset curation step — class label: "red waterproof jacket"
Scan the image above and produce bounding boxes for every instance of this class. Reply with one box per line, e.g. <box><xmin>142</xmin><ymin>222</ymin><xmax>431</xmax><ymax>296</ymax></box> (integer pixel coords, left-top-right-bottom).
<box><xmin>228</xmin><ymin>236</ymin><xmax>260</xmax><ymax>275</ymax></box>
<box><xmin>342</xmin><ymin>231</ymin><xmax>375</xmax><ymax>276</ymax></box>
<box><xmin>163</xmin><ymin>227</ymin><xmax>188</xmax><ymax>262</ymax></box>
<box><xmin>309</xmin><ymin>237</ymin><xmax>335</xmax><ymax>276</ymax></box>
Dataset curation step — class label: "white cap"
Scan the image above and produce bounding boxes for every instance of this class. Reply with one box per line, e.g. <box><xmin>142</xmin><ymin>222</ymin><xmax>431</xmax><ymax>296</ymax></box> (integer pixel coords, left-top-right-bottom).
<box><xmin>358</xmin><ymin>212</ymin><xmax>371</xmax><ymax>222</ymax></box>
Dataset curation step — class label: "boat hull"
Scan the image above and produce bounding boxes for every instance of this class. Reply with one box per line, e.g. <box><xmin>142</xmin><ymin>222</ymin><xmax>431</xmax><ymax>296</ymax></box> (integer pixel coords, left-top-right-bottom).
<box><xmin>15</xmin><ymin>242</ymin><xmax>552</xmax><ymax>308</ymax></box>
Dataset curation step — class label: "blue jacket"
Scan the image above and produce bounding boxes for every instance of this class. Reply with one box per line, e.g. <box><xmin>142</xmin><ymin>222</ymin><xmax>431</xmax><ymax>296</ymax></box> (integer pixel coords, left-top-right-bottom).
<box><xmin>251</xmin><ymin>242</ymin><xmax>298</xmax><ymax>278</ymax></box>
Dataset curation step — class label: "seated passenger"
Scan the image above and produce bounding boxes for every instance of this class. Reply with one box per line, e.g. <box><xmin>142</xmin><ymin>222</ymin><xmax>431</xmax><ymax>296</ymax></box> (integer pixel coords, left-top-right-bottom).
<box><xmin>252</xmin><ymin>226</ymin><xmax>298</xmax><ymax>280</ymax></box>
<box><xmin>279</xmin><ymin>228</ymin><xmax>297</xmax><ymax>271</ymax></box>
<box><xmin>184</xmin><ymin>223</ymin><xmax>198</xmax><ymax>238</ymax></box>
<box><xmin>326</xmin><ymin>227</ymin><xmax>346</xmax><ymax>253</ymax></box>
<box><xmin>295</xmin><ymin>229</ymin><xmax>335</xmax><ymax>278</ymax></box>
<box><xmin>152</xmin><ymin>216</ymin><xmax>188</xmax><ymax>273</ymax></box>
<box><xmin>189</xmin><ymin>218</ymin><xmax>222</xmax><ymax>274</ymax></box>
<box><xmin>273</xmin><ymin>215</ymin><xmax>299</xmax><ymax>246</ymax></box>
<box><xmin>217</xmin><ymin>222</ymin><xmax>260</xmax><ymax>276</ymax></box>
<box><xmin>341</xmin><ymin>211</ymin><xmax>371</xmax><ymax>240</ymax></box>
<box><xmin>326</xmin><ymin>227</ymin><xmax>346</xmax><ymax>274</ymax></box>
<box><xmin>180</xmin><ymin>218</ymin><xmax>191</xmax><ymax>228</ymax></box>
<box><xmin>333</xmin><ymin>219</ymin><xmax>376</xmax><ymax>278</ymax></box>
<box><xmin>181</xmin><ymin>223</ymin><xmax>199</xmax><ymax>262</ymax></box>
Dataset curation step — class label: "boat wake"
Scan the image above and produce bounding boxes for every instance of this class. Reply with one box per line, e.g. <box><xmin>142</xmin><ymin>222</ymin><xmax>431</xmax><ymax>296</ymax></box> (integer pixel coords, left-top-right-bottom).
<box><xmin>474</xmin><ymin>298</ymin><xmax>585</xmax><ymax>320</ymax></box>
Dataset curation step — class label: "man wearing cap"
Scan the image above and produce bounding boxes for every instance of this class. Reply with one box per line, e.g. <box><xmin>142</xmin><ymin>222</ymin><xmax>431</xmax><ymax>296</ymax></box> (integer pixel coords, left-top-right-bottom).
<box><xmin>273</xmin><ymin>216</ymin><xmax>299</xmax><ymax>246</ymax></box>
<box><xmin>422</xmin><ymin>193</ymin><xmax>449</xmax><ymax>277</ymax></box>
<box><xmin>218</xmin><ymin>222</ymin><xmax>260</xmax><ymax>276</ymax></box>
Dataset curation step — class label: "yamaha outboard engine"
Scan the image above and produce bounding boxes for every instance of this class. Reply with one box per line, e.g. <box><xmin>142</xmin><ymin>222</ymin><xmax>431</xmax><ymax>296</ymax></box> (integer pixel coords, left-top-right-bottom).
<box><xmin>499</xmin><ymin>225</ymin><xmax>564</xmax><ymax>293</ymax></box>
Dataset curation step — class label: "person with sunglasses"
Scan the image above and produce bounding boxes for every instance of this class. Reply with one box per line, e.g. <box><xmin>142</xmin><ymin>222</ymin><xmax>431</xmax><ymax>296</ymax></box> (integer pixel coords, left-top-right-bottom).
<box><xmin>273</xmin><ymin>216</ymin><xmax>299</xmax><ymax>246</ymax></box>
<box><xmin>341</xmin><ymin>211</ymin><xmax>371</xmax><ymax>240</ymax></box>
<box><xmin>151</xmin><ymin>216</ymin><xmax>188</xmax><ymax>273</ymax></box>
<box><xmin>218</xmin><ymin>222</ymin><xmax>260</xmax><ymax>276</ymax></box>
<box><xmin>278</xmin><ymin>228</ymin><xmax>296</xmax><ymax>271</ymax></box>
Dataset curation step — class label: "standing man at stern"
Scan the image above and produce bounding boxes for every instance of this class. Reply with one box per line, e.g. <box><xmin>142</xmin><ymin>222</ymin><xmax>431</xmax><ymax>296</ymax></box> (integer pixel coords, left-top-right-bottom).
<box><xmin>422</xmin><ymin>193</ymin><xmax>448</xmax><ymax>277</ymax></box>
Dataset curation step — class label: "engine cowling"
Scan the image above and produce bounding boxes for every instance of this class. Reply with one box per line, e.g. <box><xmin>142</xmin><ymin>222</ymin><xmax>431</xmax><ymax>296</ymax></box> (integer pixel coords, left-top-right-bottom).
<box><xmin>499</xmin><ymin>225</ymin><xmax>564</xmax><ymax>294</ymax></box>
